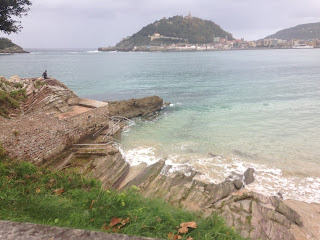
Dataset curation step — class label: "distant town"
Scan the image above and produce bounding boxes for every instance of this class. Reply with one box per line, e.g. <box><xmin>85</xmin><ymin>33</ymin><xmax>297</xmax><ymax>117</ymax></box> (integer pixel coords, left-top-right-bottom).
<box><xmin>128</xmin><ymin>34</ymin><xmax>320</xmax><ymax>52</ymax></box>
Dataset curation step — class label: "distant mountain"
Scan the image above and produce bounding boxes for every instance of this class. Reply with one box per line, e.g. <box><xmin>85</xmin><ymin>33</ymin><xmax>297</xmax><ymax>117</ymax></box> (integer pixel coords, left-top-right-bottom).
<box><xmin>0</xmin><ymin>38</ymin><xmax>27</xmax><ymax>53</ymax></box>
<box><xmin>265</xmin><ymin>22</ymin><xmax>320</xmax><ymax>40</ymax></box>
<box><xmin>115</xmin><ymin>15</ymin><xmax>234</xmax><ymax>48</ymax></box>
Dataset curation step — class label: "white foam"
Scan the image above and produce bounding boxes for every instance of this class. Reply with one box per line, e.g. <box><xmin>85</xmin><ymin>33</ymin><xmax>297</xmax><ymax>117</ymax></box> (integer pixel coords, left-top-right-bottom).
<box><xmin>121</xmin><ymin>146</ymin><xmax>320</xmax><ymax>203</ymax></box>
<box><xmin>122</xmin><ymin>147</ymin><xmax>160</xmax><ymax>166</ymax></box>
<box><xmin>87</xmin><ymin>50</ymin><xmax>100</xmax><ymax>53</ymax></box>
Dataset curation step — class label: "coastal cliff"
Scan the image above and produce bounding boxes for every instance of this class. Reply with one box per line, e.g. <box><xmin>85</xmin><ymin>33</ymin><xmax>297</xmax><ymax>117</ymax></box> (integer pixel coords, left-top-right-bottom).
<box><xmin>0</xmin><ymin>38</ymin><xmax>28</xmax><ymax>53</ymax></box>
<box><xmin>0</xmin><ymin>76</ymin><xmax>319</xmax><ymax>240</ymax></box>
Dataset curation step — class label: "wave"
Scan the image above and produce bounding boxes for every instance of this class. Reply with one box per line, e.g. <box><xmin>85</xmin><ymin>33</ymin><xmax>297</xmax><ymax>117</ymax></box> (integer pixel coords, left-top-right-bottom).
<box><xmin>121</xmin><ymin>146</ymin><xmax>320</xmax><ymax>204</ymax></box>
<box><xmin>87</xmin><ymin>50</ymin><xmax>101</xmax><ymax>53</ymax></box>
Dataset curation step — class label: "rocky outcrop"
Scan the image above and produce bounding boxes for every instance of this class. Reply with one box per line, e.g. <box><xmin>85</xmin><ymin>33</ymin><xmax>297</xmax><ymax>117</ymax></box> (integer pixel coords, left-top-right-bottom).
<box><xmin>213</xmin><ymin>190</ymin><xmax>303</xmax><ymax>240</ymax></box>
<box><xmin>106</xmin><ymin>96</ymin><xmax>164</xmax><ymax>118</ymax></box>
<box><xmin>0</xmin><ymin>220</ymin><xmax>158</xmax><ymax>240</ymax></box>
<box><xmin>0</xmin><ymin>38</ymin><xmax>28</xmax><ymax>53</ymax></box>
<box><xmin>0</xmin><ymin>76</ymin><xmax>77</xmax><ymax>117</ymax></box>
<box><xmin>284</xmin><ymin>200</ymin><xmax>320</xmax><ymax>240</ymax></box>
<box><xmin>119</xmin><ymin>161</ymin><xmax>308</xmax><ymax>240</ymax></box>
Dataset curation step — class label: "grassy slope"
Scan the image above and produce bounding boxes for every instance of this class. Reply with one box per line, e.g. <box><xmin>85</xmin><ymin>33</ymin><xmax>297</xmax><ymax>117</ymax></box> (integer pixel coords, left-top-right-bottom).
<box><xmin>0</xmin><ymin>146</ymin><xmax>245</xmax><ymax>240</ymax></box>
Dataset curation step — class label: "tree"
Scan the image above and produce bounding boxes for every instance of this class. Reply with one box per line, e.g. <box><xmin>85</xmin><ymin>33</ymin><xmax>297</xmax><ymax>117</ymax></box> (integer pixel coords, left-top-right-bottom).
<box><xmin>0</xmin><ymin>0</ymin><xmax>32</xmax><ymax>34</ymax></box>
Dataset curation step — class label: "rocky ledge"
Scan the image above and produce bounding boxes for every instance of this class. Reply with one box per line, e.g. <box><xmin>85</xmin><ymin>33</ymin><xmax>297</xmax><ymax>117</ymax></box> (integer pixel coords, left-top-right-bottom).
<box><xmin>0</xmin><ymin>221</ymin><xmax>158</xmax><ymax>240</ymax></box>
<box><xmin>106</xmin><ymin>96</ymin><xmax>164</xmax><ymax>119</ymax></box>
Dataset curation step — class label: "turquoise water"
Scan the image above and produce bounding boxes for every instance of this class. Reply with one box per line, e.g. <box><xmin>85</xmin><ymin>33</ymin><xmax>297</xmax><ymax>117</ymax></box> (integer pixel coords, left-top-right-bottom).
<box><xmin>1</xmin><ymin>49</ymin><xmax>320</xmax><ymax>202</ymax></box>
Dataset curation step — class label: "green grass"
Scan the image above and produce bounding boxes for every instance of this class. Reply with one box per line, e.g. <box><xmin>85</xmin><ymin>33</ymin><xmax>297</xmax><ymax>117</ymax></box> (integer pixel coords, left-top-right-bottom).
<box><xmin>0</xmin><ymin>89</ymin><xmax>26</xmax><ymax>118</ymax></box>
<box><xmin>0</xmin><ymin>147</ymin><xmax>245</xmax><ymax>240</ymax></box>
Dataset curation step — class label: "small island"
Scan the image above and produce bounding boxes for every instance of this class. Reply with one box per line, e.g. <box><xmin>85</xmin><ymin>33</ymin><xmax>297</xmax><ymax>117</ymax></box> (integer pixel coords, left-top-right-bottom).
<box><xmin>0</xmin><ymin>38</ymin><xmax>28</xmax><ymax>54</ymax></box>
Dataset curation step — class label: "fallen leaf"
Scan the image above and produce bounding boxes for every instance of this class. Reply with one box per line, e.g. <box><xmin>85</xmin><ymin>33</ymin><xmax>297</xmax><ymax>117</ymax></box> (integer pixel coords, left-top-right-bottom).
<box><xmin>54</xmin><ymin>189</ymin><xmax>65</xmax><ymax>195</ymax></box>
<box><xmin>35</xmin><ymin>187</ymin><xmax>41</xmax><ymax>193</ymax></box>
<box><xmin>121</xmin><ymin>217</ymin><xmax>130</xmax><ymax>226</ymax></box>
<box><xmin>167</xmin><ymin>233</ymin><xmax>174</xmax><ymax>240</ymax></box>
<box><xmin>187</xmin><ymin>237</ymin><xmax>194</xmax><ymax>240</ymax></box>
<box><xmin>173</xmin><ymin>235</ymin><xmax>182</xmax><ymax>240</ymax></box>
<box><xmin>110</xmin><ymin>217</ymin><xmax>122</xmax><ymax>227</ymax></box>
<box><xmin>89</xmin><ymin>200</ymin><xmax>95</xmax><ymax>209</ymax></box>
<box><xmin>90</xmin><ymin>218</ymin><xmax>95</xmax><ymax>222</ymax></box>
<box><xmin>178</xmin><ymin>227</ymin><xmax>189</xmax><ymax>234</ymax></box>
<box><xmin>180</xmin><ymin>221</ymin><xmax>197</xmax><ymax>229</ymax></box>
<box><xmin>141</xmin><ymin>225</ymin><xmax>147</xmax><ymax>229</ymax></box>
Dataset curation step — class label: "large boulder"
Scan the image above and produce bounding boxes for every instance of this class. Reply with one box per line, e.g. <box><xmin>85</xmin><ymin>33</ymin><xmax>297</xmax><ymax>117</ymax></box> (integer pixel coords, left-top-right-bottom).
<box><xmin>106</xmin><ymin>96</ymin><xmax>164</xmax><ymax>118</ymax></box>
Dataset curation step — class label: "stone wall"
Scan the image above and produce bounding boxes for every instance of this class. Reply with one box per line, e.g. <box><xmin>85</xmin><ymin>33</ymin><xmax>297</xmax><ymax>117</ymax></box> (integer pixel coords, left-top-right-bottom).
<box><xmin>0</xmin><ymin>105</ymin><xmax>109</xmax><ymax>165</ymax></box>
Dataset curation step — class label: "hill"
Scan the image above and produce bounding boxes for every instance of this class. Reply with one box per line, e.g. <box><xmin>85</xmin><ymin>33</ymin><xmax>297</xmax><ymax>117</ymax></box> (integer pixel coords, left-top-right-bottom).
<box><xmin>265</xmin><ymin>22</ymin><xmax>320</xmax><ymax>40</ymax></box>
<box><xmin>115</xmin><ymin>15</ymin><xmax>234</xmax><ymax>48</ymax></box>
<box><xmin>0</xmin><ymin>38</ymin><xmax>27</xmax><ymax>53</ymax></box>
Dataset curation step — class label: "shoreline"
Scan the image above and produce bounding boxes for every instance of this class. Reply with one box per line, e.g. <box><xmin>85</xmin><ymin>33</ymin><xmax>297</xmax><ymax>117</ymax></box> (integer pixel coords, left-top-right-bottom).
<box><xmin>1</xmin><ymin>75</ymin><xmax>319</xmax><ymax>239</ymax></box>
<box><xmin>98</xmin><ymin>46</ymin><xmax>320</xmax><ymax>53</ymax></box>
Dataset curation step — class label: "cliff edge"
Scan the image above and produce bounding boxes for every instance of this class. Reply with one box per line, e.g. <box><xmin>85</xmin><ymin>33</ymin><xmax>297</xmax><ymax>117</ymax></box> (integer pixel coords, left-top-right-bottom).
<box><xmin>0</xmin><ymin>38</ymin><xmax>28</xmax><ymax>53</ymax></box>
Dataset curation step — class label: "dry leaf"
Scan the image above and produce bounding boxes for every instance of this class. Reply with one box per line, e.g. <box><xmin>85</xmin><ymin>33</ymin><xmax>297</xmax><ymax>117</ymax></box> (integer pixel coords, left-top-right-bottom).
<box><xmin>110</xmin><ymin>217</ymin><xmax>122</xmax><ymax>227</ymax></box>
<box><xmin>167</xmin><ymin>233</ymin><xmax>174</xmax><ymax>240</ymax></box>
<box><xmin>89</xmin><ymin>200</ymin><xmax>95</xmax><ymax>209</ymax></box>
<box><xmin>178</xmin><ymin>227</ymin><xmax>189</xmax><ymax>234</ymax></box>
<box><xmin>35</xmin><ymin>187</ymin><xmax>41</xmax><ymax>193</ymax></box>
<box><xmin>142</xmin><ymin>225</ymin><xmax>147</xmax><ymax>229</ymax></box>
<box><xmin>173</xmin><ymin>235</ymin><xmax>182</xmax><ymax>240</ymax></box>
<box><xmin>121</xmin><ymin>217</ymin><xmax>130</xmax><ymax>226</ymax></box>
<box><xmin>90</xmin><ymin>218</ymin><xmax>95</xmax><ymax>222</ymax></box>
<box><xmin>54</xmin><ymin>189</ymin><xmax>65</xmax><ymax>195</ymax></box>
<box><xmin>180</xmin><ymin>221</ymin><xmax>197</xmax><ymax>229</ymax></box>
<box><xmin>187</xmin><ymin>237</ymin><xmax>194</xmax><ymax>240</ymax></box>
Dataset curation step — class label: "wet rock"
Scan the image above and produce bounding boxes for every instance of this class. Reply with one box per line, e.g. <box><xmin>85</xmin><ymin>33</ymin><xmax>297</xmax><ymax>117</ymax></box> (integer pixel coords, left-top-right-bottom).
<box><xmin>106</xmin><ymin>96</ymin><xmax>163</xmax><ymax>118</ymax></box>
<box><xmin>244</xmin><ymin>168</ymin><xmax>255</xmax><ymax>185</ymax></box>
<box><xmin>233</xmin><ymin>179</ymin><xmax>243</xmax><ymax>189</ymax></box>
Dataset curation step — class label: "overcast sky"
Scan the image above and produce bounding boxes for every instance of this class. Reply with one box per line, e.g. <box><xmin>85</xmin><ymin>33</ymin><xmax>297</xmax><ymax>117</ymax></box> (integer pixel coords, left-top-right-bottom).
<box><xmin>1</xmin><ymin>0</ymin><xmax>320</xmax><ymax>48</ymax></box>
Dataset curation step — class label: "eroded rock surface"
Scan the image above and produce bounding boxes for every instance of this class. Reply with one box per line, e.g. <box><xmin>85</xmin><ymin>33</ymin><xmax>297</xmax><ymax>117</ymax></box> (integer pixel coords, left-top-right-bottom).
<box><xmin>213</xmin><ymin>190</ymin><xmax>303</xmax><ymax>240</ymax></box>
<box><xmin>0</xmin><ymin>220</ymin><xmax>158</xmax><ymax>240</ymax></box>
<box><xmin>121</xmin><ymin>161</ymin><xmax>307</xmax><ymax>240</ymax></box>
<box><xmin>106</xmin><ymin>96</ymin><xmax>164</xmax><ymax>118</ymax></box>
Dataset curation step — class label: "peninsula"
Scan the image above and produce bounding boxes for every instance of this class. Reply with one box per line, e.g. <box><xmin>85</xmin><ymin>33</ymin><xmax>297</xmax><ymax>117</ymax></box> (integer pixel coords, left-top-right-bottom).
<box><xmin>98</xmin><ymin>16</ymin><xmax>320</xmax><ymax>52</ymax></box>
<box><xmin>0</xmin><ymin>38</ymin><xmax>28</xmax><ymax>53</ymax></box>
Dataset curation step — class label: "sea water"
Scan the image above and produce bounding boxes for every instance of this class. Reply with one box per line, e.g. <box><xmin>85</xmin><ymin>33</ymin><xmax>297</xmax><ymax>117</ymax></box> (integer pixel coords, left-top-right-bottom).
<box><xmin>1</xmin><ymin>49</ymin><xmax>320</xmax><ymax>203</ymax></box>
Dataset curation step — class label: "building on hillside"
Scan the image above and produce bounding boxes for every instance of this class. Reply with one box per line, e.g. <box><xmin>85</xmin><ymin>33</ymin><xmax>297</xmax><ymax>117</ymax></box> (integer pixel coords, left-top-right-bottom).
<box><xmin>185</xmin><ymin>11</ymin><xmax>193</xmax><ymax>19</ymax></box>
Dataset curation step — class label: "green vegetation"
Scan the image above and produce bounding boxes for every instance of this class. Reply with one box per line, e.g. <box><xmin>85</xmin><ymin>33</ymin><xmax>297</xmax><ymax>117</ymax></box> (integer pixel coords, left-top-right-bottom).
<box><xmin>266</xmin><ymin>22</ymin><xmax>320</xmax><ymax>40</ymax></box>
<box><xmin>0</xmin><ymin>0</ymin><xmax>32</xmax><ymax>34</ymax></box>
<box><xmin>0</xmin><ymin>38</ymin><xmax>25</xmax><ymax>52</ymax></box>
<box><xmin>0</xmin><ymin>88</ymin><xmax>26</xmax><ymax>117</ymax></box>
<box><xmin>116</xmin><ymin>16</ymin><xmax>234</xmax><ymax>48</ymax></box>
<box><xmin>35</xmin><ymin>80</ymin><xmax>46</xmax><ymax>89</ymax></box>
<box><xmin>0</xmin><ymin>150</ymin><xmax>244</xmax><ymax>240</ymax></box>
<box><xmin>0</xmin><ymin>38</ymin><xmax>16</xmax><ymax>49</ymax></box>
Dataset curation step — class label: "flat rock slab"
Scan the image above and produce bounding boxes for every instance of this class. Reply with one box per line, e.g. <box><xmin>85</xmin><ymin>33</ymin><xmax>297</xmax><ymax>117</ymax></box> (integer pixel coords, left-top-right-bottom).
<box><xmin>0</xmin><ymin>221</ymin><xmax>158</xmax><ymax>240</ymax></box>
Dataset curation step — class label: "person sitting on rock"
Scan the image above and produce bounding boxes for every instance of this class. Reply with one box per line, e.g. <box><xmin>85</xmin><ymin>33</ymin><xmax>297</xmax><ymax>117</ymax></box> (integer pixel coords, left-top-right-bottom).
<box><xmin>42</xmin><ymin>70</ymin><xmax>48</xmax><ymax>79</ymax></box>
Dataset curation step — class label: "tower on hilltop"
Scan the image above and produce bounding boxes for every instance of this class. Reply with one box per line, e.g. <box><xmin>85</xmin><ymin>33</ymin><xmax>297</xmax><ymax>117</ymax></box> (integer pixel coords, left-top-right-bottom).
<box><xmin>185</xmin><ymin>10</ymin><xmax>193</xmax><ymax>19</ymax></box>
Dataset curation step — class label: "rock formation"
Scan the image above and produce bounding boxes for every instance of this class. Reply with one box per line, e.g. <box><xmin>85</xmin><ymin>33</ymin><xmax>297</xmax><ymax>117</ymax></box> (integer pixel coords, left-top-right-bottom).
<box><xmin>1</xmin><ymin>76</ymin><xmax>319</xmax><ymax>240</ymax></box>
<box><xmin>0</xmin><ymin>220</ymin><xmax>157</xmax><ymax>240</ymax></box>
<box><xmin>0</xmin><ymin>38</ymin><xmax>28</xmax><ymax>54</ymax></box>
<box><xmin>106</xmin><ymin>96</ymin><xmax>164</xmax><ymax>118</ymax></box>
